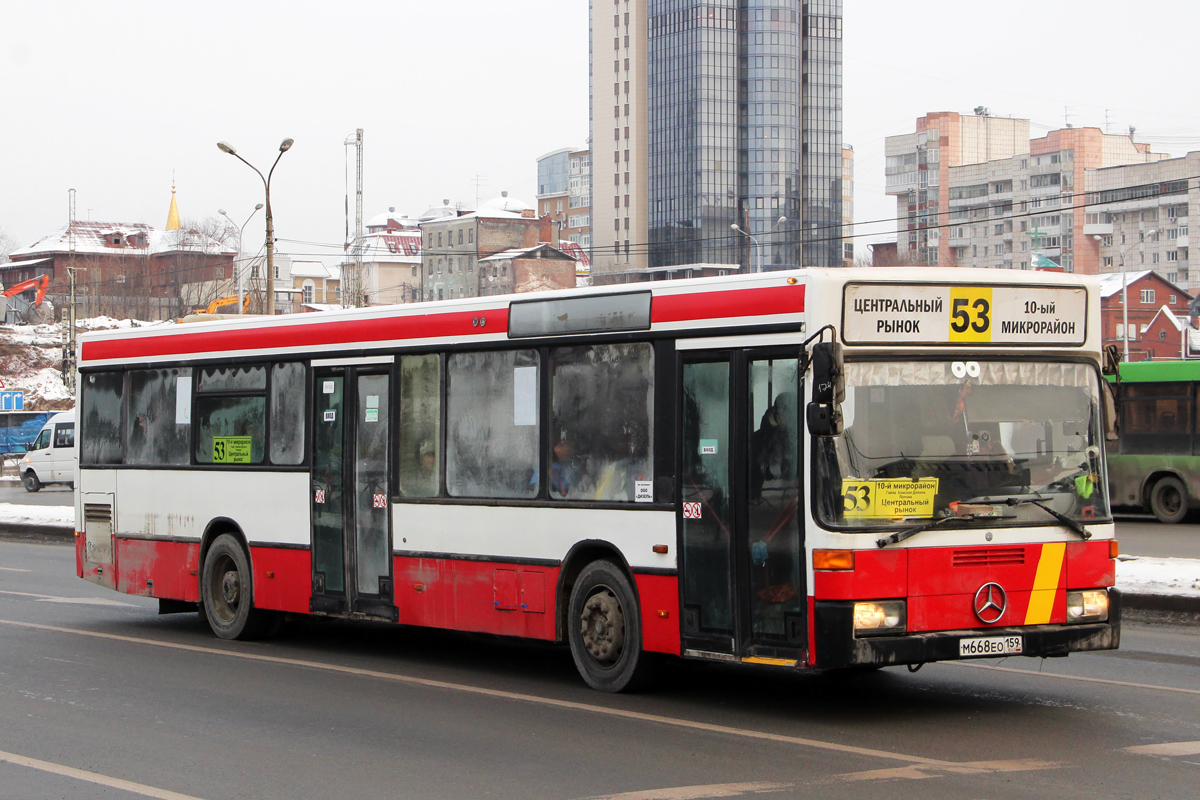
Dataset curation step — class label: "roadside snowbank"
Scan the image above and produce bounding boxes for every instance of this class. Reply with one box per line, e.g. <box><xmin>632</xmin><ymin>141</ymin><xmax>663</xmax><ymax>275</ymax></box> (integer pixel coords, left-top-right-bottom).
<box><xmin>1116</xmin><ymin>555</ymin><xmax>1200</xmax><ymax>599</ymax></box>
<box><xmin>0</xmin><ymin>502</ymin><xmax>73</xmax><ymax>526</ymax></box>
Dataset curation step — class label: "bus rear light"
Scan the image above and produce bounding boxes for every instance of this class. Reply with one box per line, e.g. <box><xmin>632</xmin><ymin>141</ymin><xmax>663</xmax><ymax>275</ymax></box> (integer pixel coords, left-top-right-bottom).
<box><xmin>1066</xmin><ymin>590</ymin><xmax>1109</xmax><ymax>623</ymax></box>
<box><xmin>813</xmin><ymin>550</ymin><xmax>854</xmax><ymax>571</ymax></box>
<box><xmin>853</xmin><ymin>601</ymin><xmax>906</xmax><ymax>636</ymax></box>
<box><xmin>657</xmin><ymin>610</ymin><xmax>670</xmax><ymax>618</ymax></box>
<box><xmin>1109</xmin><ymin>540</ymin><xmax>1119</xmax><ymax>559</ymax></box>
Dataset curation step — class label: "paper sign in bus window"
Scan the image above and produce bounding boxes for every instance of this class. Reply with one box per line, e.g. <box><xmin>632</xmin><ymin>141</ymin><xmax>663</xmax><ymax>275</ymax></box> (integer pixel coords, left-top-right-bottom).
<box><xmin>175</xmin><ymin>376</ymin><xmax>192</xmax><ymax>424</ymax></box>
<box><xmin>841</xmin><ymin>478</ymin><xmax>939</xmax><ymax>519</ymax></box>
<box><xmin>323</xmin><ymin>381</ymin><xmax>336</xmax><ymax>394</ymax></box>
<box><xmin>513</xmin><ymin>366</ymin><xmax>537</xmax><ymax>426</ymax></box>
<box><xmin>699</xmin><ymin>439</ymin><xmax>718</xmax><ymax>455</ymax></box>
<box><xmin>212</xmin><ymin>436</ymin><xmax>253</xmax><ymax>464</ymax></box>
<box><xmin>365</xmin><ymin>408</ymin><xmax>379</xmax><ymax>422</ymax></box>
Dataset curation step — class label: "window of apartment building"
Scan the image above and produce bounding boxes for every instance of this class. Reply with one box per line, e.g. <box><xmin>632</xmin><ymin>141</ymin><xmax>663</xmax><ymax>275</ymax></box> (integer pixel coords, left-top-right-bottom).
<box><xmin>468</xmin><ymin>229</ymin><xmax>473</xmax><ymax>244</ymax></box>
<box><xmin>412</xmin><ymin>266</ymin><xmax>418</xmax><ymax>277</ymax></box>
<box><xmin>994</xmin><ymin>224</ymin><xmax>1004</xmax><ymax>235</ymax></box>
<box><xmin>1152</xmin><ymin>253</ymin><xmax>1160</xmax><ymax>264</ymax></box>
<box><xmin>557</xmin><ymin>200</ymin><xmax>563</xmax><ymax>213</ymax></box>
<box><xmin>438</xmin><ymin>232</ymin><xmax>443</xmax><ymax>247</ymax></box>
<box><xmin>1102</xmin><ymin>235</ymin><xmax>1113</xmax><ymax>246</ymax></box>
<box><xmin>1170</xmin><ymin>294</ymin><xmax>1178</xmax><ymax>304</ymax></box>
<box><xmin>1103</xmin><ymin>256</ymin><xmax>1114</xmax><ymax>268</ymax></box>
<box><xmin>438</xmin><ymin>259</ymin><xmax>443</xmax><ymax>273</ymax></box>
<box><xmin>1141</xmin><ymin>289</ymin><xmax>1155</xmax><ymax>305</ymax></box>
<box><xmin>1167</xmin><ymin>251</ymin><xmax>1179</xmax><ymax>262</ymax></box>
<box><xmin>458</xmin><ymin>230</ymin><xmax>464</xmax><ymax>245</ymax></box>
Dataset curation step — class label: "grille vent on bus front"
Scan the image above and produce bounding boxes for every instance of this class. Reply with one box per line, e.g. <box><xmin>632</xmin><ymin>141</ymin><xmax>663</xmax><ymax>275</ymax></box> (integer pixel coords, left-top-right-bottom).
<box><xmin>952</xmin><ymin>547</ymin><xmax>1026</xmax><ymax>567</ymax></box>
<box><xmin>84</xmin><ymin>504</ymin><xmax>112</xmax><ymax>524</ymax></box>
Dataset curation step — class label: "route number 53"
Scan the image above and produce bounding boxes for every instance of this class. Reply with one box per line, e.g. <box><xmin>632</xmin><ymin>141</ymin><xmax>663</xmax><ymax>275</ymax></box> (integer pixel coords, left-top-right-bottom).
<box><xmin>949</xmin><ymin>287</ymin><xmax>993</xmax><ymax>342</ymax></box>
<box><xmin>843</xmin><ymin>482</ymin><xmax>872</xmax><ymax>514</ymax></box>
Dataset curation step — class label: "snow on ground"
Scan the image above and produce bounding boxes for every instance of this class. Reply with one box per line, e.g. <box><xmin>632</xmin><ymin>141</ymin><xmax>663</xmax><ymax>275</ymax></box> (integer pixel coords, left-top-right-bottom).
<box><xmin>0</xmin><ymin>502</ymin><xmax>73</xmax><ymax>526</ymax></box>
<box><xmin>1116</xmin><ymin>555</ymin><xmax>1200</xmax><ymax>599</ymax></box>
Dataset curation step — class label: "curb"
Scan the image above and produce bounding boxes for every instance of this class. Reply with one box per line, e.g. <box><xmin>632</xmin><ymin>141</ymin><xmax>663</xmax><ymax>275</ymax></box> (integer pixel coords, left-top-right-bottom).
<box><xmin>0</xmin><ymin>523</ymin><xmax>74</xmax><ymax>544</ymax></box>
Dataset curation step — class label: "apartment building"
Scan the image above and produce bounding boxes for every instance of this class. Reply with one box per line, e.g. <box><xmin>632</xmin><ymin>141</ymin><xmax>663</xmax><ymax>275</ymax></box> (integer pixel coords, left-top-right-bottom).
<box><xmin>536</xmin><ymin>147</ymin><xmax>592</xmax><ymax>251</ymax></box>
<box><xmin>1085</xmin><ymin>151</ymin><xmax>1199</xmax><ymax>292</ymax></box>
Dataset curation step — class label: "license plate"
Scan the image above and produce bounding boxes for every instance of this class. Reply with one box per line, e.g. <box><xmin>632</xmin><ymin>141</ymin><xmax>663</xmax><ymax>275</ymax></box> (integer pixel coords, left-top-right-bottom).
<box><xmin>959</xmin><ymin>635</ymin><xmax>1023</xmax><ymax>657</ymax></box>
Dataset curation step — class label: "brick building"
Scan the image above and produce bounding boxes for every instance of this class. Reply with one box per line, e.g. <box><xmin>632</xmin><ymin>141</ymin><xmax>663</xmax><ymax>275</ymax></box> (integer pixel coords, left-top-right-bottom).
<box><xmin>477</xmin><ymin>244</ymin><xmax>578</xmax><ymax>297</ymax></box>
<box><xmin>3</xmin><ymin>221</ymin><xmax>235</xmax><ymax>320</ymax></box>
<box><xmin>1098</xmin><ymin>269</ymin><xmax>1193</xmax><ymax>360</ymax></box>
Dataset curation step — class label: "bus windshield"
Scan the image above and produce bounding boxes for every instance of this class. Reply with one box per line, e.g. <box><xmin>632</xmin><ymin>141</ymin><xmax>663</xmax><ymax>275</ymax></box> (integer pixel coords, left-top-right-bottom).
<box><xmin>816</xmin><ymin>360</ymin><xmax>1110</xmax><ymax>529</ymax></box>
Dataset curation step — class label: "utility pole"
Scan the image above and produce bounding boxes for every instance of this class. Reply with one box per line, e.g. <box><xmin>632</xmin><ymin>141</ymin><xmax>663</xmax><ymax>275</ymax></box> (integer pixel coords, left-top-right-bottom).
<box><xmin>64</xmin><ymin>189</ymin><xmax>77</xmax><ymax>394</ymax></box>
<box><xmin>354</xmin><ymin>129</ymin><xmax>364</xmax><ymax>306</ymax></box>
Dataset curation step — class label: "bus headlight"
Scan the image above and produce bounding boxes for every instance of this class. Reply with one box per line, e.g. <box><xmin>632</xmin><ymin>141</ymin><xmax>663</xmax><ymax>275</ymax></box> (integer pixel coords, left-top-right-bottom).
<box><xmin>1066</xmin><ymin>590</ymin><xmax>1109</xmax><ymax>623</ymax></box>
<box><xmin>853</xmin><ymin>600</ymin><xmax>906</xmax><ymax>636</ymax></box>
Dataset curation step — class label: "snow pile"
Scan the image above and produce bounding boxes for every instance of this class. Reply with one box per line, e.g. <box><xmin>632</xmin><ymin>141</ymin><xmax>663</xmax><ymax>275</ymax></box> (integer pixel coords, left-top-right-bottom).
<box><xmin>1116</xmin><ymin>555</ymin><xmax>1200</xmax><ymax>598</ymax></box>
<box><xmin>0</xmin><ymin>502</ymin><xmax>73</xmax><ymax>527</ymax></box>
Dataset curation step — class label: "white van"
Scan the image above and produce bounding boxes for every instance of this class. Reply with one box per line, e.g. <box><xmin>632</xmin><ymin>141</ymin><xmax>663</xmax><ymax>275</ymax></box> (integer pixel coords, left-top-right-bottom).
<box><xmin>20</xmin><ymin>411</ymin><xmax>75</xmax><ymax>492</ymax></box>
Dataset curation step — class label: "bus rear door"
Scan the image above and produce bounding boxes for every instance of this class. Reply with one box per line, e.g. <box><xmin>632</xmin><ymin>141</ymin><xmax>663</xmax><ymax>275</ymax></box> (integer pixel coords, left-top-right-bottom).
<box><xmin>310</xmin><ymin>361</ymin><xmax>396</xmax><ymax>620</ymax></box>
<box><xmin>678</xmin><ymin>348</ymin><xmax>807</xmax><ymax>665</ymax></box>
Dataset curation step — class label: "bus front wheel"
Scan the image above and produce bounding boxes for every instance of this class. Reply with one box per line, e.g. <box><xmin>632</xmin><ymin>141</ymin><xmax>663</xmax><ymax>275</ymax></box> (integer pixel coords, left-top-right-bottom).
<box><xmin>22</xmin><ymin>471</ymin><xmax>41</xmax><ymax>493</ymax></box>
<box><xmin>201</xmin><ymin>534</ymin><xmax>278</xmax><ymax>640</ymax></box>
<box><xmin>1150</xmin><ymin>476</ymin><xmax>1188</xmax><ymax>524</ymax></box>
<box><xmin>567</xmin><ymin>560</ymin><xmax>655</xmax><ymax>693</ymax></box>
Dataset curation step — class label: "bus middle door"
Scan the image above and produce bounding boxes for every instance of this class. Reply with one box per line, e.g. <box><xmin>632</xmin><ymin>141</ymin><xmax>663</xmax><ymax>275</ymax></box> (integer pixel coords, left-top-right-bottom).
<box><xmin>678</xmin><ymin>348</ymin><xmax>807</xmax><ymax>665</ymax></box>
<box><xmin>310</xmin><ymin>361</ymin><xmax>396</xmax><ymax>621</ymax></box>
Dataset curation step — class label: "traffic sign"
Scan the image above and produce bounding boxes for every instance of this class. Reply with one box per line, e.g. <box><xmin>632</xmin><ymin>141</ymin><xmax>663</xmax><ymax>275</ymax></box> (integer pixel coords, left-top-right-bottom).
<box><xmin>0</xmin><ymin>391</ymin><xmax>25</xmax><ymax>411</ymax></box>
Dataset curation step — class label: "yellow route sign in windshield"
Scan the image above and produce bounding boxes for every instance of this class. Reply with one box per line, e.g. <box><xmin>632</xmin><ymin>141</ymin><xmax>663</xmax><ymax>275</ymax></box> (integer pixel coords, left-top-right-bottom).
<box><xmin>841</xmin><ymin>478</ymin><xmax>939</xmax><ymax>519</ymax></box>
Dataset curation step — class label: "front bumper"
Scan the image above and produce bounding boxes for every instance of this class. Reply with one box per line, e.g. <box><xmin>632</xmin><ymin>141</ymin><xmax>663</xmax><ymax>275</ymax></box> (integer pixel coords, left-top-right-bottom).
<box><xmin>814</xmin><ymin>588</ymin><xmax>1122</xmax><ymax>669</ymax></box>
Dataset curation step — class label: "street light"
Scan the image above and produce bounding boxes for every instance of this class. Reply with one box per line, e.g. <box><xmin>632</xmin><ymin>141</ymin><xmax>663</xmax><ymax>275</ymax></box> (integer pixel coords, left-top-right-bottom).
<box><xmin>217</xmin><ymin>138</ymin><xmax>294</xmax><ymax>315</ymax></box>
<box><xmin>1096</xmin><ymin>228</ymin><xmax>1155</xmax><ymax>361</ymax></box>
<box><xmin>219</xmin><ymin>204</ymin><xmax>264</xmax><ymax>312</ymax></box>
<box><xmin>732</xmin><ymin>216</ymin><xmax>787</xmax><ymax>273</ymax></box>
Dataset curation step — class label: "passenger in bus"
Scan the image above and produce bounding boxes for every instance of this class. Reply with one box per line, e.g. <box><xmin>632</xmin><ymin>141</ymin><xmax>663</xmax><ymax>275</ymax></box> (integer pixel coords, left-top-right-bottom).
<box><xmin>750</xmin><ymin>391</ymin><xmax>796</xmax><ymax>500</ymax></box>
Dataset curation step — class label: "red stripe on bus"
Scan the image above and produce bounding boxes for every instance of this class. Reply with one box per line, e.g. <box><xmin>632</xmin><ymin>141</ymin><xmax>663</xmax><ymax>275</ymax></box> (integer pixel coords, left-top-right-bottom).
<box><xmin>651</xmin><ymin>284</ymin><xmax>804</xmax><ymax>323</ymax></box>
<box><xmin>80</xmin><ymin>307</ymin><xmax>511</xmax><ymax>362</ymax></box>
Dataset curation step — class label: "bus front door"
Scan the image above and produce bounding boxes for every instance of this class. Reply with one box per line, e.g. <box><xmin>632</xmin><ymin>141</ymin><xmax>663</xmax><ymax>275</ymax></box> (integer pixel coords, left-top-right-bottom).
<box><xmin>310</xmin><ymin>365</ymin><xmax>396</xmax><ymax>620</ymax></box>
<box><xmin>679</xmin><ymin>351</ymin><xmax>807</xmax><ymax>664</ymax></box>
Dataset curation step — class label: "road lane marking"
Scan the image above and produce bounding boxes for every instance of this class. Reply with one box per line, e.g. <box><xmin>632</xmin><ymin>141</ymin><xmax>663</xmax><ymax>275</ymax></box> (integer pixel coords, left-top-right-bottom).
<box><xmin>1124</xmin><ymin>741</ymin><xmax>1200</xmax><ymax>756</ymax></box>
<box><xmin>0</xmin><ymin>748</ymin><xmax>208</xmax><ymax>800</ymax></box>
<box><xmin>942</xmin><ymin>660</ymin><xmax>1200</xmax><ymax>696</ymax></box>
<box><xmin>0</xmin><ymin>589</ymin><xmax>137</xmax><ymax>607</ymax></box>
<box><xmin>582</xmin><ymin>782</ymin><xmax>793</xmax><ymax>799</ymax></box>
<box><xmin>0</xmin><ymin>617</ymin><xmax>1047</xmax><ymax>775</ymax></box>
<box><xmin>0</xmin><ymin>567</ymin><xmax>31</xmax><ymax>572</ymax></box>
<box><xmin>832</xmin><ymin>758</ymin><xmax>1062</xmax><ymax>782</ymax></box>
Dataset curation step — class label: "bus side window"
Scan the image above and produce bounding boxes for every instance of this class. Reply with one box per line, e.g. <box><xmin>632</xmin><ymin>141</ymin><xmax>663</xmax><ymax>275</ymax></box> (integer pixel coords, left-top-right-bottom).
<box><xmin>194</xmin><ymin>365</ymin><xmax>267</xmax><ymax>465</ymax></box>
<box><xmin>398</xmin><ymin>354</ymin><xmax>441</xmax><ymax>498</ymax></box>
<box><xmin>80</xmin><ymin>371</ymin><xmax>125</xmax><ymax>465</ymax></box>
<box><xmin>446</xmin><ymin>350</ymin><xmax>539</xmax><ymax>499</ymax></box>
<box><xmin>549</xmin><ymin>343</ymin><xmax>653</xmax><ymax>501</ymax></box>
<box><xmin>127</xmin><ymin>368</ymin><xmax>191</xmax><ymax>466</ymax></box>
<box><xmin>270</xmin><ymin>362</ymin><xmax>306</xmax><ymax>465</ymax></box>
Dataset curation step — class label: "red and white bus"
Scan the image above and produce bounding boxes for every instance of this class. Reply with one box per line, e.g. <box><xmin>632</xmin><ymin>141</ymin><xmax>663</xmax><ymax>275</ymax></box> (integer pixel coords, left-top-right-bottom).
<box><xmin>74</xmin><ymin>268</ymin><xmax>1120</xmax><ymax>691</ymax></box>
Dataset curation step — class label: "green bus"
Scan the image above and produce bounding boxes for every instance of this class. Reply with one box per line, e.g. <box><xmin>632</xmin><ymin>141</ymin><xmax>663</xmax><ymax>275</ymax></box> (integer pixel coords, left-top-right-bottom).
<box><xmin>1109</xmin><ymin>360</ymin><xmax>1200</xmax><ymax>523</ymax></box>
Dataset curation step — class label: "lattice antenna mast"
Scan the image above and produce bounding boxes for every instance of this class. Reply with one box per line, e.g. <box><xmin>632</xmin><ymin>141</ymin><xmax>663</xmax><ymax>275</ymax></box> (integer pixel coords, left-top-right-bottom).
<box><xmin>65</xmin><ymin>188</ymin><xmax>77</xmax><ymax>393</ymax></box>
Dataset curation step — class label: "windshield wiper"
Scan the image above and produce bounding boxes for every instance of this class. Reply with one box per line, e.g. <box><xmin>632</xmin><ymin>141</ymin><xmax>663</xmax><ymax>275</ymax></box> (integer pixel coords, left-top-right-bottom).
<box><xmin>876</xmin><ymin>514</ymin><xmax>963</xmax><ymax>548</ymax></box>
<box><xmin>1001</xmin><ymin>495</ymin><xmax>1092</xmax><ymax>540</ymax></box>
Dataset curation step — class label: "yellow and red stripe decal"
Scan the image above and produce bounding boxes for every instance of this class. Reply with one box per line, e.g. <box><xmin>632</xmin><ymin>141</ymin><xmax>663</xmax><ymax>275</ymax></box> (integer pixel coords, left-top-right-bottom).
<box><xmin>1023</xmin><ymin>542</ymin><xmax>1066</xmax><ymax>625</ymax></box>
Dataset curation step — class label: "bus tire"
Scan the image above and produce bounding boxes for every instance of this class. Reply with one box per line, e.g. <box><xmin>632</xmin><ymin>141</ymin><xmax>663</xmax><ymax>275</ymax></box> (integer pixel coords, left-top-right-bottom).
<box><xmin>1150</xmin><ymin>476</ymin><xmax>1188</xmax><ymax>524</ymax></box>
<box><xmin>22</xmin><ymin>471</ymin><xmax>41</xmax><ymax>493</ymax></box>
<box><xmin>201</xmin><ymin>534</ymin><xmax>276</xmax><ymax>640</ymax></box>
<box><xmin>567</xmin><ymin>559</ymin><xmax>655</xmax><ymax>693</ymax></box>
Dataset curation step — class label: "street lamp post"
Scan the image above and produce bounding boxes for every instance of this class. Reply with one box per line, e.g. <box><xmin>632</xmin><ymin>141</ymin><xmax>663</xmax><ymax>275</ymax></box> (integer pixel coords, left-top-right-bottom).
<box><xmin>1096</xmin><ymin>228</ymin><xmax>1155</xmax><ymax>361</ymax></box>
<box><xmin>219</xmin><ymin>204</ymin><xmax>264</xmax><ymax>313</ymax></box>
<box><xmin>217</xmin><ymin>138</ymin><xmax>294</xmax><ymax>315</ymax></box>
<box><xmin>732</xmin><ymin>216</ymin><xmax>787</xmax><ymax>273</ymax></box>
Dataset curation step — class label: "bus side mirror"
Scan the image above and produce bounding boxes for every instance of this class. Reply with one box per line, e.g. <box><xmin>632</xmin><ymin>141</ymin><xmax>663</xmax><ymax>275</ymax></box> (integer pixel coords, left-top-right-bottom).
<box><xmin>1102</xmin><ymin>382</ymin><xmax>1120</xmax><ymax>441</ymax></box>
<box><xmin>807</xmin><ymin>342</ymin><xmax>844</xmax><ymax>437</ymax></box>
<box><xmin>807</xmin><ymin>402</ymin><xmax>843</xmax><ymax>437</ymax></box>
<box><xmin>1102</xmin><ymin>345</ymin><xmax>1120</xmax><ymax>376</ymax></box>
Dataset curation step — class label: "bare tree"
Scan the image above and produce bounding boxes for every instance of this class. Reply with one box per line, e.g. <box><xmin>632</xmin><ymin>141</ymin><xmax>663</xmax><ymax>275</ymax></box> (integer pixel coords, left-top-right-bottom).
<box><xmin>0</xmin><ymin>226</ymin><xmax>16</xmax><ymax>264</ymax></box>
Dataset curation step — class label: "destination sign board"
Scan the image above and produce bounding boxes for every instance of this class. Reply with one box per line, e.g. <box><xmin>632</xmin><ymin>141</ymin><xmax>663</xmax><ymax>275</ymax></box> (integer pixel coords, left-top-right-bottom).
<box><xmin>842</xmin><ymin>283</ymin><xmax>1087</xmax><ymax>346</ymax></box>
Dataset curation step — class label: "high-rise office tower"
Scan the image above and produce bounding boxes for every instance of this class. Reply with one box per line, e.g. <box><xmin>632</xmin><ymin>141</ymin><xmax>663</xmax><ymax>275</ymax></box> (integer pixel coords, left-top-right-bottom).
<box><xmin>590</xmin><ymin>0</ymin><xmax>843</xmax><ymax>281</ymax></box>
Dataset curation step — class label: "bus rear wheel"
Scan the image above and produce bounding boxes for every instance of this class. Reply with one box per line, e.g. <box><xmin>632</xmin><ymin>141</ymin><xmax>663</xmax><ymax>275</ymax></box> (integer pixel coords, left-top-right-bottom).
<box><xmin>567</xmin><ymin>560</ymin><xmax>655</xmax><ymax>693</ymax></box>
<box><xmin>201</xmin><ymin>534</ymin><xmax>278</xmax><ymax>640</ymax></box>
<box><xmin>1150</xmin><ymin>476</ymin><xmax>1188</xmax><ymax>524</ymax></box>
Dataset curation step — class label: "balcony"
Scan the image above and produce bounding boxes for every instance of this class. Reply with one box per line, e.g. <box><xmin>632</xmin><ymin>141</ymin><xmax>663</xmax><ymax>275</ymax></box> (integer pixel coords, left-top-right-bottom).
<box><xmin>1083</xmin><ymin>223</ymin><xmax>1114</xmax><ymax>236</ymax></box>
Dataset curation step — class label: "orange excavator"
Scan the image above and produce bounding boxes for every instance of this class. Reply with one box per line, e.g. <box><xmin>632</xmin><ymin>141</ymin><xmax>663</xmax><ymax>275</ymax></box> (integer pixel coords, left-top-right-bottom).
<box><xmin>0</xmin><ymin>274</ymin><xmax>52</xmax><ymax>323</ymax></box>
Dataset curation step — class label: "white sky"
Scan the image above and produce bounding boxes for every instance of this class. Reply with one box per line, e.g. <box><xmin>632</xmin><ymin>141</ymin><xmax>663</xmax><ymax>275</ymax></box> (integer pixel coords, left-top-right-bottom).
<box><xmin>3</xmin><ymin>0</ymin><xmax>1199</xmax><ymax>264</ymax></box>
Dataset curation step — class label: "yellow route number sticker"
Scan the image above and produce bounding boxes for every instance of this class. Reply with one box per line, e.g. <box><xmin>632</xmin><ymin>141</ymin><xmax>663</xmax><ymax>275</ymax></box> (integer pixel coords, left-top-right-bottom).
<box><xmin>213</xmin><ymin>436</ymin><xmax>253</xmax><ymax>464</ymax></box>
<box><xmin>841</xmin><ymin>478</ymin><xmax>939</xmax><ymax>519</ymax></box>
<box><xmin>948</xmin><ymin>286</ymin><xmax>993</xmax><ymax>343</ymax></box>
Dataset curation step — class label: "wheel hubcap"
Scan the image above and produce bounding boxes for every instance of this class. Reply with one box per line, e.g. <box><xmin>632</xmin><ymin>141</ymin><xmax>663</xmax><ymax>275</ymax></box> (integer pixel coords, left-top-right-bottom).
<box><xmin>221</xmin><ymin>570</ymin><xmax>241</xmax><ymax>607</ymax></box>
<box><xmin>580</xmin><ymin>588</ymin><xmax>625</xmax><ymax>665</ymax></box>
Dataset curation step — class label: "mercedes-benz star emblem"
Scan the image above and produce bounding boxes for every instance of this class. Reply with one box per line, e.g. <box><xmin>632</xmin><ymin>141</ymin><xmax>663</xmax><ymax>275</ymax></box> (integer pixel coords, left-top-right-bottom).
<box><xmin>973</xmin><ymin>582</ymin><xmax>1007</xmax><ymax>624</ymax></box>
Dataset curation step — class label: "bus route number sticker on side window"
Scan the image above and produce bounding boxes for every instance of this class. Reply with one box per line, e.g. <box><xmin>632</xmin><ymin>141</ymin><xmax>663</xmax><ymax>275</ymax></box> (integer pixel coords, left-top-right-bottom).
<box><xmin>213</xmin><ymin>436</ymin><xmax>253</xmax><ymax>464</ymax></box>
